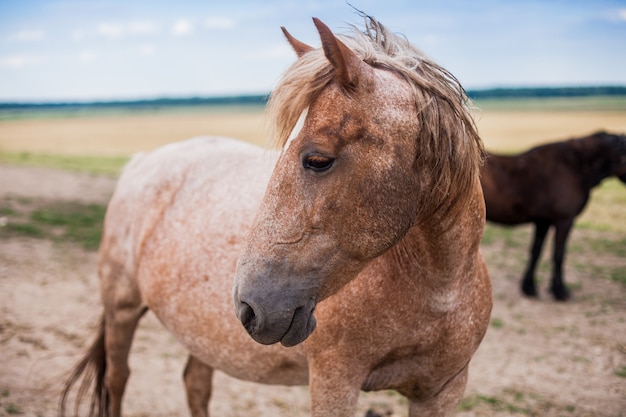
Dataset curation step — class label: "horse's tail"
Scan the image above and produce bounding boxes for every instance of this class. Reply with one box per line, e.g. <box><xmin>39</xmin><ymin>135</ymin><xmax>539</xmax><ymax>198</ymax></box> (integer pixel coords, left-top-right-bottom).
<box><xmin>59</xmin><ymin>316</ymin><xmax>109</xmax><ymax>417</ymax></box>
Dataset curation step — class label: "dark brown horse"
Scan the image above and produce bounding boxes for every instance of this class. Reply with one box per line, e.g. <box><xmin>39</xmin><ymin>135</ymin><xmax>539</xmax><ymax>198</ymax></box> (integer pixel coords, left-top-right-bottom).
<box><xmin>480</xmin><ymin>131</ymin><xmax>626</xmax><ymax>301</ymax></box>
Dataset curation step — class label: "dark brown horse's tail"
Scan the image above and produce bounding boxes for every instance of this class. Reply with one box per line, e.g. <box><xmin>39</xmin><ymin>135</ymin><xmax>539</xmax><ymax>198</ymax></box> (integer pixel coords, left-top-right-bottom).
<box><xmin>59</xmin><ymin>316</ymin><xmax>109</xmax><ymax>417</ymax></box>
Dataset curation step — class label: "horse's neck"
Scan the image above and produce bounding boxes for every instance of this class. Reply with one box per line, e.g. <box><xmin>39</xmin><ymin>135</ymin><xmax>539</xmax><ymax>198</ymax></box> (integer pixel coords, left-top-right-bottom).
<box><xmin>574</xmin><ymin>143</ymin><xmax>614</xmax><ymax>189</ymax></box>
<box><xmin>387</xmin><ymin>178</ymin><xmax>485</xmax><ymax>285</ymax></box>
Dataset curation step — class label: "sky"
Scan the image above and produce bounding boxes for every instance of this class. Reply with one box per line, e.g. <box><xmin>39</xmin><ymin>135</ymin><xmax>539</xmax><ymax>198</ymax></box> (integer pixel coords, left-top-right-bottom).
<box><xmin>1</xmin><ymin>0</ymin><xmax>625</xmax><ymax>102</ymax></box>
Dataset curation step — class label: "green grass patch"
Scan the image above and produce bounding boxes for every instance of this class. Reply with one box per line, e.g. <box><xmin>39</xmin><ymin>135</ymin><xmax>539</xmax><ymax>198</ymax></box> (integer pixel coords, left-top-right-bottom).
<box><xmin>3</xmin><ymin>222</ymin><xmax>45</xmax><ymax>238</ymax></box>
<box><xmin>481</xmin><ymin>224</ymin><xmax>530</xmax><ymax>247</ymax></box>
<box><xmin>490</xmin><ymin>317</ymin><xmax>505</xmax><ymax>329</ymax></box>
<box><xmin>0</xmin><ymin>151</ymin><xmax>128</xmax><ymax>176</ymax></box>
<box><xmin>480</xmin><ymin>224</ymin><xmax>498</xmax><ymax>245</ymax></box>
<box><xmin>0</xmin><ymin>199</ymin><xmax>106</xmax><ymax>250</ymax></box>
<box><xmin>4</xmin><ymin>403</ymin><xmax>22</xmax><ymax>415</ymax></box>
<box><xmin>458</xmin><ymin>389</ymin><xmax>577</xmax><ymax>415</ymax></box>
<box><xmin>568</xmin><ymin>231</ymin><xmax>626</xmax><ymax>287</ymax></box>
<box><xmin>585</xmin><ymin>236</ymin><xmax>626</xmax><ymax>258</ymax></box>
<box><xmin>458</xmin><ymin>393</ymin><xmax>532</xmax><ymax>414</ymax></box>
<box><xmin>609</xmin><ymin>268</ymin><xmax>626</xmax><ymax>286</ymax></box>
<box><xmin>0</xmin><ymin>206</ymin><xmax>16</xmax><ymax>216</ymax></box>
<box><xmin>31</xmin><ymin>203</ymin><xmax>106</xmax><ymax>249</ymax></box>
<box><xmin>577</xmin><ymin>178</ymin><xmax>626</xmax><ymax>233</ymax></box>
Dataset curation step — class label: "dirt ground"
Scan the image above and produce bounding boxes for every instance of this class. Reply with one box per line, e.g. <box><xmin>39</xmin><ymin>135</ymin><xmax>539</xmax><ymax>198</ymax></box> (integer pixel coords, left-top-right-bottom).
<box><xmin>0</xmin><ymin>164</ymin><xmax>625</xmax><ymax>417</ymax></box>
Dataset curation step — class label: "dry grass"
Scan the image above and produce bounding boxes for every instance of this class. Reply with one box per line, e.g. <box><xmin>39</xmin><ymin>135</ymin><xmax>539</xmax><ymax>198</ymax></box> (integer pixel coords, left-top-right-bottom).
<box><xmin>1</xmin><ymin>104</ymin><xmax>625</xmax><ymax>156</ymax></box>
<box><xmin>0</xmin><ymin>107</ymin><xmax>267</xmax><ymax>156</ymax></box>
<box><xmin>473</xmin><ymin>110</ymin><xmax>626</xmax><ymax>153</ymax></box>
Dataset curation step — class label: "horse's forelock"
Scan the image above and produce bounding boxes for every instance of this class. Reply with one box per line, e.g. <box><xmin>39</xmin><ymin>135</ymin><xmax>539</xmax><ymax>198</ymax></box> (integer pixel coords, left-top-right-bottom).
<box><xmin>265</xmin><ymin>49</ymin><xmax>333</xmax><ymax>149</ymax></box>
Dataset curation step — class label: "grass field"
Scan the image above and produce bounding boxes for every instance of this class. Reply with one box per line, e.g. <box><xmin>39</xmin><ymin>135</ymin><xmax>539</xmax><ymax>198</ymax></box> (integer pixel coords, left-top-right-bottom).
<box><xmin>1</xmin><ymin>97</ymin><xmax>625</xmax><ymax>157</ymax></box>
<box><xmin>0</xmin><ymin>104</ymin><xmax>267</xmax><ymax>157</ymax></box>
<box><xmin>1</xmin><ymin>97</ymin><xmax>625</xmax><ymax>231</ymax></box>
<box><xmin>472</xmin><ymin>96</ymin><xmax>626</xmax><ymax>152</ymax></box>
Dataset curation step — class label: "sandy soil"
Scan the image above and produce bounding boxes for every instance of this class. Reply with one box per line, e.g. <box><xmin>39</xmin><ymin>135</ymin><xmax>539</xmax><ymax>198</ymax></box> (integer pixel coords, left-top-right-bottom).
<box><xmin>0</xmin><ymin>164</ymin><xmax>624</xmax><ymax>417</ymax></box>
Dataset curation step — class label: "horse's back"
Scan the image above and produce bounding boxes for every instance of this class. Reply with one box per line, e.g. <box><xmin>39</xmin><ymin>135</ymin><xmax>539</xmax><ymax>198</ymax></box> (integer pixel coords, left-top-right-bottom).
<box><xmin>482</xmin><ymin>144</ymin><xmax>588</xmax><ymax>224</ymax></box>
<box><xmin>100</xmin><ymin>136</ymin><xmax>270</xmax><ymax>278</ymax></box>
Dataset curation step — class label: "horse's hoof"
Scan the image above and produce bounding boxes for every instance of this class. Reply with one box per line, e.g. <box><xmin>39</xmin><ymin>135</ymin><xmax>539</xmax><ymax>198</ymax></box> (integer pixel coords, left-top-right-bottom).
<box><xmin>364</xmin><ymin>409</ymin><xmax>391</xmax><ymax>417</ymax></box>
<box><xmin>521</xmin><ymin>281</ymin><xmax>538</xmax><ymax>298</ymax></box>
<box><xmin>551</xmin><ymin>286</ymin><xmax>571</xmax><ymax>302</ymax></box>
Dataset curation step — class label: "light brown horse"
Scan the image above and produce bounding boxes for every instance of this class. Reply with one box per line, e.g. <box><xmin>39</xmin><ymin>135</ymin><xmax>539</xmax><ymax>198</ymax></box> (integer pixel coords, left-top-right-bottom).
<box><xmin>60</xmin><ymin>16</ymin><xmax>491</xmax><ymax>417</ymax></box>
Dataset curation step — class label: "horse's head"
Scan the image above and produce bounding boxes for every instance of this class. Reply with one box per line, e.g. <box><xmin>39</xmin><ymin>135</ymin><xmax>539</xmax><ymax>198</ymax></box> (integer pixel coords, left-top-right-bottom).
<box><xmin>233</xmin><ymin>17</ymin><xmax>481</xmax><ymax>346</ymax></box>
<box><xmin>592</xmin><ymin>131</ymin><xmax>626</xmax><ymax>183</ymax></box>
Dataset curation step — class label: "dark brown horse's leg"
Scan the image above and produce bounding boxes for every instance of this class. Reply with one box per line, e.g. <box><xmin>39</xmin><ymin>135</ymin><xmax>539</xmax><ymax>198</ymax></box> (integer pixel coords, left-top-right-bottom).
<box><xmin>183</xmin><ymin>355</ymin><xmax>214</xmax><ymax>417</ymax></box>
<box><xmin>550</xmin><ymin>218</ymin><xmax>574</xmax><ymax>301</ymax></box>
<box><xmin>521</xmin><ymin>220</ymin><xmax>550</xmax><ymax>297</ymax></box>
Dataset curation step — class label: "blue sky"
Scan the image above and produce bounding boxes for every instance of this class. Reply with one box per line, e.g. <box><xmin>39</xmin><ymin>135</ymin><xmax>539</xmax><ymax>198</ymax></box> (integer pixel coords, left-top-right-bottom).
<box><xmin>1</xmin><ymin>0</ymin><xmax>625</xmax><ymax>102</ymax></box>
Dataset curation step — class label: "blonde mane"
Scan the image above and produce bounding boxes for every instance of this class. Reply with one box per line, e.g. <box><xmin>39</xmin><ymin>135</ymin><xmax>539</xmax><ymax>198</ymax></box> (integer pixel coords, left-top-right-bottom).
<box><xmin>266</xmin><ymin>16</ymin><xmax>484</xmax><ymax>209</ymax></box>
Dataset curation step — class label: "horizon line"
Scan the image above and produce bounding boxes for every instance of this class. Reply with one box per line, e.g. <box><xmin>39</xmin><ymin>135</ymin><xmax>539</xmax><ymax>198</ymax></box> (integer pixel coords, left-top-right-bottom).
<box><xmin>1</xmin><ymin>85</ymin><xmax>626</xmax><ymax>107</ymax></box>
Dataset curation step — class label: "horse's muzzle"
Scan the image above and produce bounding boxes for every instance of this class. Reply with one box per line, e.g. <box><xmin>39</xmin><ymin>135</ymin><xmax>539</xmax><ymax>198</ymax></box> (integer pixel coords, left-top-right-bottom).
<box><xmin>235</xmin><ymin>296</ymin><xmax>317</xmax><ymax>347</ymax></box>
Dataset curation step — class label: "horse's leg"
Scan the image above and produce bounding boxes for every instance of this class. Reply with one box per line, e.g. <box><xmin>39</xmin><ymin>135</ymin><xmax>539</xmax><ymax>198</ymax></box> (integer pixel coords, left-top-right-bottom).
<box><xmin>407</xmin><ymin>365</ymin><xmax>468</xmax><ymax>417</ymax></box>
<box><xmin>183</xmin><ymin>355</ymin><xmax>214</xmax><ymax>417</ymax></box>
<box><xmin>103</xmin><ymin>303</ymin><xmax>147</xmax><ymax>417</ymax></box>
<box><xmin>308</xmin><ymin>360</ymin><xmax>362</xmax><ymax>417</ymax></box>
<box><xmin>550</xmin><ymin>218</ymin><xmax>574</xmax><ymax>301</ymax></box>
<box><xmin>521</xmin><ymin>220</ymin><xmax>550</xmax><ymax>297</ymax></box>
<box><xmin>101</xmin><ymin>258</ymin><xmax>147</xmax><ymax>417</ymax></box>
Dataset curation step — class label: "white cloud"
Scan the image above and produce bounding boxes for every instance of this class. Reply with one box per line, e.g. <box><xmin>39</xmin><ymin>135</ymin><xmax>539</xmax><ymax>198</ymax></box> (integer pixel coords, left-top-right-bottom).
<box><xmin>0</xmin><ymin>54</ymin><xmax>39</xmax><ymax>68</ymax></box>
<box><xmin>98</xmin><ymin>23</ymin><xmax>124</xmax><ymax>38</ymax></box>
<box><xmin>94</xmin><ymin>21</ymin><xmax>160</xmax><ymax>39</ymax></box>
<box><xmin>72</xmin><ymin>30</ymin><xmax>86</xmax><ymax>42</ymax></box>
<box><xmin>128</xmin><ymin>21</ymin><xmax>161</xmax><ymax>36</ymax></box>
<box><xmin>8</xmin><ymin>29</ymin><xmax>44</xmax><ymax>42</ymax></box>
<box><xmin>139</xmin><ymin>44</ymin><xmax>156</xmax><ymax>56</ymax></box>
<box><xmin>618</xmin><ymin>9</ymin><xmax>626</xmax><ymax>22</ymax></box>
<box><xmin>171</xmin><ymin>19</ymin><xmax>194</xmax><ymax>36</ymax></box>
<box><xmin>204</xmin><ymin>16</ymin><xmax>235</xmax><ymax>30</ymax></box>
<box><xmin>78</xmin><ymin>50</ymin><xmax>97</xmax><ymax>63</ymax></box>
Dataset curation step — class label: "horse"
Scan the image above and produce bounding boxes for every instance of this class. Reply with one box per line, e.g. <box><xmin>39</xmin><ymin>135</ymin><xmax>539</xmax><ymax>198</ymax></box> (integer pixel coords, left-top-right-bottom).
<box><xmin>480</xmin><ymin>131</ymin><xmax>626</xmax><ymax>301</ymax></box>
<box><xmin>60</xmin><ymin>16</ymin><xmax>492</xmax><ymax>417</ymax></box>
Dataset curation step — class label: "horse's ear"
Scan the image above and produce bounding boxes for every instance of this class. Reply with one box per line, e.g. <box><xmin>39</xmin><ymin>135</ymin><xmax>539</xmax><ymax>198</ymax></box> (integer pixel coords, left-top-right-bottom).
<box><xmin>281</xmin><ymin>27</ymin><xmax>314</xmax><ymax>57</ymax></box>
<box><xmin>312</xmin><ymin>17</ymin><xmax>363</xmax><ymax>90</ymax></box>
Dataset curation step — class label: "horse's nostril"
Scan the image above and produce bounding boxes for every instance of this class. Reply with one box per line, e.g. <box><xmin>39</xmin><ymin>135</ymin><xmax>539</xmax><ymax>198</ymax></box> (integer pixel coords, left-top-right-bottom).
<box><xmin>239</xmin><ymin>302</ymin><xmax>257</xmax><ymax>335</ymax></box>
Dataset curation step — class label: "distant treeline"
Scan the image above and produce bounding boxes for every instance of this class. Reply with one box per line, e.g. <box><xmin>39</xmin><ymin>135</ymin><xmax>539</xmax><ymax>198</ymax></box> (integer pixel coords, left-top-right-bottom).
<box><xmin>0</xmin><ymin>94</ymin><xmax>269</xmax><ymax>110</ymax></box>
<box><xmin>1</xmin><ymin>86</ymin><xmax>625</xmax><ymax>110</ymax></box>
<box><xmin>466</xmin><ymin>86</ymin><xmax>626</xmax><ymax>100</ymax></box>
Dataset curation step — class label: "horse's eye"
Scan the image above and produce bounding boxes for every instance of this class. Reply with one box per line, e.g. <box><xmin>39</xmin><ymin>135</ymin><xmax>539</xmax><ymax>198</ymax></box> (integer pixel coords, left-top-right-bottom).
<box><xmin>303</xmin><ymin>154</ymin><xmax>334</xmax><ymax>172</ymax></box>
